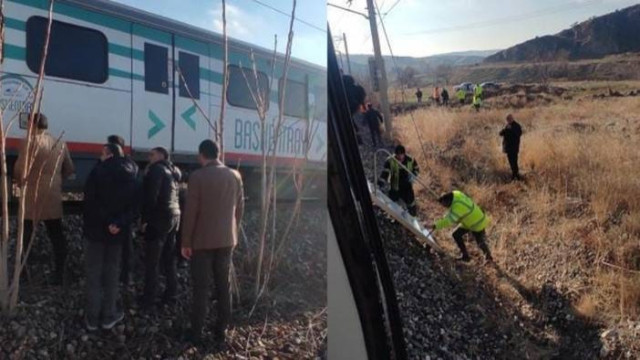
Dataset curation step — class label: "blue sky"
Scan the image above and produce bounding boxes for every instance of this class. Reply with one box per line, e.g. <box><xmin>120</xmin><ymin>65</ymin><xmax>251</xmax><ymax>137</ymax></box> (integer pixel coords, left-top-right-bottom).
<box><xmin>112</xmin><ymin>0</ymin><xmax>327</xmax><ymax>66</ymax></box>
<box><xmin>328</xmin><ymin>0</ymin><xmax>640</xmax><ymax>57</ymax></box>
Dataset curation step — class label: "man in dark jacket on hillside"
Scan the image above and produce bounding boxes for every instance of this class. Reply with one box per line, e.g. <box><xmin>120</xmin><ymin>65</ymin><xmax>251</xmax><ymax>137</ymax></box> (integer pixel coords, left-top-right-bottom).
<box><xmin>364</xmin><ymin>103</ymin><xmax>384</xmax><ymax>147</ymax></box>
<box><xmin>499</xmin><ymin>114</ymin><xmax>523</xmax><ymax>181</ymax></box>
<box><xmin>107</xmin><ymin>135</ymin><xmax>140</xmax><ymax>287</ymax></box>
<box><xmin>140</xmin><ymin>147</ymin><xmax>182</xmax><ymax>308</ymax></box>
<box><xmin>378</xmin><ymin>145</ymin><xmax>420</xmax><ymax>217</ymax></box>
<box><xmin>83</xmin><ymin>143</ymin><xmax>137</xmax><ymax>331</ymax></box>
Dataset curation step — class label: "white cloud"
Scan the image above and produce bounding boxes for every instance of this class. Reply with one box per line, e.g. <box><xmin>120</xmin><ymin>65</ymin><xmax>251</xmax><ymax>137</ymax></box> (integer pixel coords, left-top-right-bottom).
<box><xmin>210</xmin><ymin>3</ymin><xmax>253</xmax><ymax>37</ymax></box>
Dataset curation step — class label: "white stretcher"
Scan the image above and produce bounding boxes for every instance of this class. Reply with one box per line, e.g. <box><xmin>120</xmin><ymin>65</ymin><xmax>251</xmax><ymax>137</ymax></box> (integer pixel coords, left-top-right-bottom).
<box><xmin>367</xmin><ymin>180</ymin><xmax>443</xmax><ymax>252</ymax></box>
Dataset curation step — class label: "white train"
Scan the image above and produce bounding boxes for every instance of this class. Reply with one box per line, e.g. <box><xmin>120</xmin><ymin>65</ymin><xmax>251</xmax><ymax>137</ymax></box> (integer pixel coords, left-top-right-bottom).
<box><xmin>1</xmin><ymin>0</ymin><xmax>327</xmax><ymax>197</ymax></box>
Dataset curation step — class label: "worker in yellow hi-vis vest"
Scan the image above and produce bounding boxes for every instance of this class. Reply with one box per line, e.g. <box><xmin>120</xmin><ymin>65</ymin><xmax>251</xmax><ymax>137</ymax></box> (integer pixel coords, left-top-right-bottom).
<box><xmin>426</xmin><ymin>191</ymin><xmax>493</xmax><ymax>262</ymax></box>
<box><xmin>378</xmin><ymin>145</ymin><xmax>420</xmax><ymax>216</ymax></box>
<box><xmin>472</xmin><ymin>84</ymin><xmax>483</xmax><ymax>111</ymax></box>
<box><xmin>456</xmin><ymin>88</ymin><xmax>466</xmax><ymax>105</ymax></box>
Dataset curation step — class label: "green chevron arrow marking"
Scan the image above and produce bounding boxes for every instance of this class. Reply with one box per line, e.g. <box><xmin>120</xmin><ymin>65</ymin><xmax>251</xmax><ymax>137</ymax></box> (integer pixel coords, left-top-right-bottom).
<box><xmin>181</xmin><ymin>105</ymin><xmax>197</xmax><ymax>131</ymax></box>
<box><xmin>148</xmin><ymin>110</ymin><xmax>165</xmax><ymax>139</ymax></box>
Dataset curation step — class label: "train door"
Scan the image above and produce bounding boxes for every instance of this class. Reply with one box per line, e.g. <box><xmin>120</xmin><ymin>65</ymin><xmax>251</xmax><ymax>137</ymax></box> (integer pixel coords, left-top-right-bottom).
<box><xmin>173</xmin><ymin>36</ymin><xmax>210</xmax><ymax>154</ymax></box>
<box><xmin>131</xmin><ymin>24</ymin><xmax>173</xmax><ymax>152</ymax></box>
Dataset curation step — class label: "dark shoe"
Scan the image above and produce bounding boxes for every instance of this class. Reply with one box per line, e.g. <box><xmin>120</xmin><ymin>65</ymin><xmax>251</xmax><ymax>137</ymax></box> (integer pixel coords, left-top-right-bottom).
<box><xmin>51</xmin><ymin>271</ymin><xmax>64</xmax><ymax>286</ymax></box>
<box><xmin>161</xmin><ymin>292</ymin><xmax>177</xmax><ymax>306</ymax></box>
<box><xmin>137</xmin><ymin>296</ymin><xmax>154</xmax><ymax>310</ymax></box>
<box><xmin>213</xmin><ymin>328</ymin><xmax>227</xmax><ymax>344</ymax></box>
<box><xmin>85</xmin><ymin>316</ymin><xmax>98</xmax><ymax>332</ymax></box>
<box><xmin>101</xmin><ymin>311</ymin><xmax>124</xmax><ymax>330</ymax></box>
<box><xmin>184</xmin><ymin>329</ymin><xmax>203</xmax><ymax>346</ymax></box>
<box><xmin>120</xmin><ymin>274</ymin><xmax>133</xmax><ymax>287</ymax></box>
<box><xmin>456</xmin><ymin>255</ymin><xmax>471</xmax><ymax>263</ymax></box>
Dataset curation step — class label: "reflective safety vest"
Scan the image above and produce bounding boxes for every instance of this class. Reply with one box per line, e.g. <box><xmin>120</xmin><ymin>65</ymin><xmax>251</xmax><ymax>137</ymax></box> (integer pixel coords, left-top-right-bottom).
<box><xmin>474</xmin><ymin>85</ymin><xmax>483</xmax><ymax>97</ymax></box>
<box><xmin>389</xmin><ymin>157</ymin><xmax>415</xmax><ymax>191</ymax></box>
<box><xmin>473</xmin><ymin>95</ymin><xmax>482</xmax><ymax>106</ymax></box>
<box><xmin>435</xmin><ymin>190</ymin><xmax>489</xmax><ymax>232</ymax></box>
<box><xmin>456</xmin><ymin>89</ymin><xmax>465</xmax><ymax>100</ymax></box>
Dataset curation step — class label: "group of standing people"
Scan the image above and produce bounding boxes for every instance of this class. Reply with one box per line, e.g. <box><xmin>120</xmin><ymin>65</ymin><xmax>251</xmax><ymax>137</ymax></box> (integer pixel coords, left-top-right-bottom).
<box><xmin>415</xmin><ymin>87</ymin><xmax>449</xmax><ymax>106</ymax></box>
<box><xmin>15</xmin><ymin>113</ymin><xmax>244</xmax><ymax>345</ymax></box>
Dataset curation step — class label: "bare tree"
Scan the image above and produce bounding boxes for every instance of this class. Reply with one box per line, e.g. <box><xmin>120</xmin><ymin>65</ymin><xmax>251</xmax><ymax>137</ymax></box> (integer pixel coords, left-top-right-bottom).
<box><xmin>398</xmin><ymin>66</ymin><xmax>417</xmax><ymax>87</ymax></box>
<box><xmin>1</xmin><ymin>0</ymin><xmax>61</xmax><ymax>314</ymax></box>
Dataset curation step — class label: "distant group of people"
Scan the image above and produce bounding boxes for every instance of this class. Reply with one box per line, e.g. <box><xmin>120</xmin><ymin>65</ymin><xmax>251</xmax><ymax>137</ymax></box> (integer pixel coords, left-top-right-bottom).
<box><xmin>415</xmin><ymin>87</ymin><xmax>449</xmax><ymax>106</ymax></box>
<box><xmin>414</xmin><ymin>84</ymin><xmax>487</xmax><ymax>111</ymax></box>
<box><xmin>16</xmin><ymin>113</ymin><xmax>244</xmax><ymax>345</ymax></box>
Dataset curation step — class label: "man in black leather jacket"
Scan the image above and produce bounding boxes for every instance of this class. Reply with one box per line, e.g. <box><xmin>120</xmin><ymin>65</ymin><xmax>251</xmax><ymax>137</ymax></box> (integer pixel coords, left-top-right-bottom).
<box><xmin>107</xmin><ymin>135</ymin><xmax>140</xmax><ymax>287</ymax></box>
<box><xmin>140</xmin><ymin>147</ymin><xmax>182</xmax><ymax>307</ymax></box>
<box><xmin>83</xmin><ymin>143</ymin><xmax>137</xmax><ymax>330</ymax></box>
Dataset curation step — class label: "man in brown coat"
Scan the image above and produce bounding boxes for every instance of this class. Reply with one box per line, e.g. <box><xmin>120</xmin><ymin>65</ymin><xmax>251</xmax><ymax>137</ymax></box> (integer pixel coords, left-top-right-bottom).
<box><xmin>14</xmin><ymin>113</ymin><xmax>74</xmax><ymax>284</ymax></box>
<box><xmin>182</xmin><ymin>140</ymin><xmax>244</xmax><ymax>344</ymax></box>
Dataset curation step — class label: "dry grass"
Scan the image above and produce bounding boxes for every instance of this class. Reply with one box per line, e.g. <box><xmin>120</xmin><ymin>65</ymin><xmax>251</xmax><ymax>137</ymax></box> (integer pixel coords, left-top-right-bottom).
<box><xmin>394</xmin><ymin>94</ymin><xmax>640</xmax><ymax>324</ymax></box>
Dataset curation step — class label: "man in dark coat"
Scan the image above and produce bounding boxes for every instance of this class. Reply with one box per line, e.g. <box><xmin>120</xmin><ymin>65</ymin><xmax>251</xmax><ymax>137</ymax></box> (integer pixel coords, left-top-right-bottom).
<box><xmin>83</xmin><ymin>143</ymin><xmax>137</xmax><ymax>331</ymax></box>
<box><xmin>499</xmin><ymin>114</ymin><xmax>523</xmax><ymax>181</ymax></box>
<box><xmin>378</xmin><ymin>145</ymin><xmax>420</xmax><ymax>216</ymax></box>
<box><xmin>140</xmin><ymin>147</ymin><xmax>182</xmax><ymax>307</ymax></box>
<box><xmin>107</xmin><ymin>135</ymin><xmax>140</xmax><ymax>287</ymax></box>
<box><xmin>441</xmin><ymin>88</ymin><xmax>449</xmax><ymax>106</ymax></box>
<box><xmin>364</xmin><ymin>103</ymin><xmax>384</xmax><ymax>147</ymax></box>
<box><xmin>342</xmin><ymin>74</ymin><xmax>366</xmax><ymax>145</ymax></box>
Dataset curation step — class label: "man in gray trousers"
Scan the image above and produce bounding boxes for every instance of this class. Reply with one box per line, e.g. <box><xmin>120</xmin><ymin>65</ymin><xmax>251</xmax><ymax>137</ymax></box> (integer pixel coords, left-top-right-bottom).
<box><xmin>83</xmin><ymin>143</ymin><xmax>137</xmax><ymax>330</ymax></box>
<box><xmin>181</xmin><ymin>140</ymin><xmax>244</xmax><ymax>345</ymax></box>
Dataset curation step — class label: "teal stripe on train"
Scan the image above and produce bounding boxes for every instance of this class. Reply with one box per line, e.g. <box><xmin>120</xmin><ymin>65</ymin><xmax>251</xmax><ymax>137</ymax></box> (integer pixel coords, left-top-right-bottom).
<box><xmin>4</xmin><ymin>3</ymin><xmax>315</xmax><ymax>83</ymax></box>
<box><xmin>5</xmin><ymin>17</ymin><xmax>26</xmax><ymax>31</ymax></box>
<box><xmin>9</xmin><ymin>0</ymin><xmax>130</xmax><ymax>32</ymax></box>
<box><xmin>3</xmin><ymin>42</ymin><xmax>310</xmax><ymax>95</ymax></box>
<box><xmin>4</xmin><ymin>44</ymin><xmax>26</xmax><ymax>60</ymax></box>
<box><xmin>109</xmin><ymin>68</ymin><xmax>144</xmax><ymax>81</ymax></box>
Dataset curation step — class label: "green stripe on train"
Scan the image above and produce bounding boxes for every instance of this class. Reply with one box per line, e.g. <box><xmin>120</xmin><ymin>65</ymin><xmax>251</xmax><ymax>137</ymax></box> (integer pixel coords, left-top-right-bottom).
<box><xmin>109</xmin><ymin>68</ymin><xmax>144</xmax><ymax>81</ymax></box>
<box><xmin>4</xmin><ymin>44</ymin><xmax>26</xmax><ymax>60</ymax></box>
<box><xmin>4</xmin><ymin>7</ymin><xmax>313</xmax><ymax>82</ymax></box>
<box><xmin>3</xmin><ymin>42</ymin><xmax>311</xmax><ymax>94</ymax></box>
<box><xmin>9</xmin><ymin>0</ymin><xmax>131</xmax><ymax>32</ymax></box>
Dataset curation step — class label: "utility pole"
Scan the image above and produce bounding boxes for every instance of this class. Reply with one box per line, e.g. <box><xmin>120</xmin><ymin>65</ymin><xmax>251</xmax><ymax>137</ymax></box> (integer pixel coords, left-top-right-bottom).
<box><xmin>365</xmin><ymin>0</ymin><xmax>392</xmax><ymax>135</ymax></box>
<box><xmin>343</xmin><ymin>32</ymin><xmax>352</xmax><ymax>74</ymax></box>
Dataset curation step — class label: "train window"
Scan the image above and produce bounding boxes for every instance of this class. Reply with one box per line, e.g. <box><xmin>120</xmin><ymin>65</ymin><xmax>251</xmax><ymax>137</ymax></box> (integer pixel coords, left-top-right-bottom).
<box><xmin>278</xmin><ymin>78</ymin><xmax>308</xmax><ymax>118</ymax></box>
<box><xmin>178</xmin><ymin>52</ymin><xmax>200</xmax><ymax>99</ymax></box>
<box><xmin>226</xmin><ymin>65</ymin><xmax>269</xmax><ymax>110</ymax></box>
<box><xmin>26</xmin><ymin>17</ymin><xmax>108</xmax><ymax>84</ymax></box>
<box><xmin>144</xmin><ymin>43</ymin><xmax>169</xmax><ymax>94</ymax></box>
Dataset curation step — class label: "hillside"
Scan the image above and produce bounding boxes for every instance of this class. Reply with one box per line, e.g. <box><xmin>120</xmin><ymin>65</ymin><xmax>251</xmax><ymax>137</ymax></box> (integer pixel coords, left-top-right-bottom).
<box><xmin>347</xmin><ymin>50</ymin><xmax>499</xmax><ymax>77</ymax></box>
<box><xmin>486</xmin><ymin>4</ymin><xmax>640</xmax><ymax>63</ymax></box>
<box><xmin>451</xmin><ymin>53</ymin><xmax>640</xmax><ymax>84</ymax></box>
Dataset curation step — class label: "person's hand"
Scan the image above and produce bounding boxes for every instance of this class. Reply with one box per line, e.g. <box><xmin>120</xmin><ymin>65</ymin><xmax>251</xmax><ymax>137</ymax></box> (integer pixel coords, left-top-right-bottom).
<box><xmin>181</xmin><ymin>247</ymin><xmax>192</xmax><ymax>260</ymax></box>
<box><xmin>409</xmin><ymin>175</ymin><xmax>416</xmax><ymax>184</ymax></box>
<box><xmin>108</xmin><ymin>224</ymin><xmax>121</xmax><ymax>235</ymax></box>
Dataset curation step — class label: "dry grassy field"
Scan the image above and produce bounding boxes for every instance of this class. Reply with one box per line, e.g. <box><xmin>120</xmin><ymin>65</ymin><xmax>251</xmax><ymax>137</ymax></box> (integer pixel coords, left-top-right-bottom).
<box><xmin>393</xmin><ymin>82</ymin><xmax>640</xmax><ymax>331</ymax></box>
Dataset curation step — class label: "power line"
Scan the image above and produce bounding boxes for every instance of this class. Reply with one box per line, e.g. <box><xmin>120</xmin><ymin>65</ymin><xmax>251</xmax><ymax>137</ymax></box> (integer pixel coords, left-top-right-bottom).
<box><xmin>375</xmin><ymin>4</ymin><xmax>436</xmax><ymax>197</ymax></box>
<box><xmin>382</xmin><ymin>0</ymin><xmax>401</xmax><ymax>18</ymax></box>
<box><xmin>248</xmin><ymin>0</ymin><xmax>326</xmax><ymax>33</ymax></box>
<box><xmin>401</xmin><ymin>0</ymin><xmax>602</xmax><ymax>36</ymax></box>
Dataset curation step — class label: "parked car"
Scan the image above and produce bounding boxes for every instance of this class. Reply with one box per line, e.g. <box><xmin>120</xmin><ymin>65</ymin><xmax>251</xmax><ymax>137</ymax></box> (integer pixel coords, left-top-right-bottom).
<box><xmin>453</xmin><ymin>82</ymin><xmax>474</xmax><ymax>94</ymax></box>
<box><xmin>480</xmin><ymin>82</ymin><xmax>500</xmax><ymax>90</ymax></box>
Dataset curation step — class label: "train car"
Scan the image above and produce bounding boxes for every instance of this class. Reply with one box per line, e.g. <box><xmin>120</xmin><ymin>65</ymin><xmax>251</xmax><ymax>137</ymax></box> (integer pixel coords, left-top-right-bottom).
<box><xmin>1</xmin><ymin>0</ymin><xmax>327</xmax><ymax>200</ymax></box>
